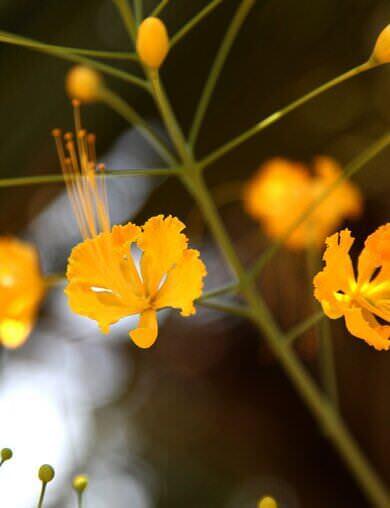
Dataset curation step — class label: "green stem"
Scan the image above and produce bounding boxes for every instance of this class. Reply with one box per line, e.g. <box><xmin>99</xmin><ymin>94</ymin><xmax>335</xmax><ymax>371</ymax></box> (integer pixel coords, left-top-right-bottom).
<box><xmin>197</xmin><ymin>298</ymin><xmax>252</xmax><ymax>319</ymax></box>
<box><xmin>148</xmin><ymin>70</ymin><xmax>193</xmax><ymax>166</ymax></box>
<box><xmin>0</xmin><ymin>31</ymin><xmax>148</xmax><ymax>90</ymax></box>
<box><xmin>151</xmin><ymin>0</ymin><xmax>170</xmax><ymax>17</ymax></box>
<box><xmin>199</xmin><ymin>61</ymin><xmax>375</xmax><ymax>169</ymax></box>
<box><xmin>199</xmin><ymin>281</ymin><xmax>239</xmax><ymax>300</ymax></box>
<box><xmin>37</xmin><ymin>483</ymin><xmax>47</xmax><ymax>508</ymax></box>
<box><xmin>77</xmin><ymin>492</ymin><xmax>83</xmax><ymax>508</ymax></box>
<box><xmin>249</xmin><ymin>131</ymin><xmax>390</xmax><ymax>279</ymax></box>
<box><xmin>134</xmin><ymin>0</ymin><xmax>143</xmax><ymax>25</ymax></box>
<box><xmin>0</xmin><ymin>168</ymin><xmax>177</xmax><ymax>188</ymax></box>
<box><xmin>189</xmin><ymin>0</ymin><xmax>255</xmax><ymax>147</ymax></box>
<box><xmin>285</xmin><ymin>311</ymin><xmax>325</xmax><ymax>346</ymax></box>
<box><xmin>170</xmin><ymin>0</ymin><xmax>225</xmax><ymax>49</ymax></box>
<box><xmin>113</xmin><ymin>0</ymin><xmax>137</xmax><ymax>43</ymax></box>
<box><xmin>100</xmin><ymin>87</ymin><xmax>177</xmax><ymax>166</ymax></box>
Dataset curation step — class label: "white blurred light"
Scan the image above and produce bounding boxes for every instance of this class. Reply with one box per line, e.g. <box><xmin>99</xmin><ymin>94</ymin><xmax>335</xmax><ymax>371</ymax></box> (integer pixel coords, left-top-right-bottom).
<box><xmin>0</xmin><ymin>362</ymin><xmax>92</xmax><ymax>508</ymax></box>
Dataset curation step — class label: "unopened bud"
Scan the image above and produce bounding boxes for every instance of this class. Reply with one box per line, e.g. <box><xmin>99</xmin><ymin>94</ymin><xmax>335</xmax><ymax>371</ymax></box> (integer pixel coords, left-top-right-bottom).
<box><xmin>136</xmin><ymin>17</ymin><xmax>169</xmax><ymax>69</ymax></box>
<box><xmin>1</xmin><ymin>448</ymin><xmax>13</xmax><ymax>462</ymax></box>
<box><xmin>66</xmin><ymin>65</ymin><xmax>103</xmax><ymax>102</ymax></box>
<box><xmin>371</xmin><ymin>25</ymin><xmax>390</xmax><ymax>64</ymax></box>
<box><xmin>258</xmin><ymin>496</ymin><xmax>278</xmax><ymax>508</ymax></box>
<box><xmin>38</xmin><ymin>464</ymin><xmax>55</xmax><ymax>483</ymax></box>
<box><xmin>72</xmin><ymin>474</ymin><xmax>88</xmax><ymax>493</ymax></box>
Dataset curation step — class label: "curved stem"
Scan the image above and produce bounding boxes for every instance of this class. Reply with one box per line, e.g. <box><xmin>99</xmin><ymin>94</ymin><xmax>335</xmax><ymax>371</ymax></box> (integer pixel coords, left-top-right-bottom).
<box><xmin>0</xmin><ymin>31</ymin><xmax>148</xmax><ymax>90</ymax></box>
<box><xmin>37</xmin><ymin>483</ymin><xmax>47</xmax><ymax>508</ymax></box>
<box><xmin>198</xmin><ymin>299</ymin><xmax>252</xmax><ymax>319</ymax></box>
<box><xmin>285</xmin><ymin>311</ymin><xmax>325</xmax><ymax>346</ymax></box>
<box><xmin>151</xmin><ymin>0</ymin><xmax>170</xmax><ymax>17</ymax></box>
<box><xmin>200</xmin><ymin>282</ymin><xmax>239</xmax><ymax>300</ymax></box>
<box><xmin>249</xmin><ymin>131</ymin><xmax>390</xmax><ymax>279</ymax></box>
<box><xmin>189</xmin><ymin>0</ymin><xmax>256</xmax><ymax>148</ymax></box>
<box><xmin>100</xmin><ymin>87</ymin><xmax>177</xmax><ymax>166</ymax></box>
<box><xmin>113</xmin><ymin>0</ymin><xmax>137</xmax><ymax>43</ymax></box>
<box><xmin>170</xmin><ymin>0</ymin><xmax>225</xmax><ymax>49</ymax></box>
<box><xmin>199</xmin><ymin>61</ymin><xmax>375</xmax><ymax>169</ymax></box>
<box><xmin>0</xmin><ymin>168</ymin><xmax>177</xmax><ymax>188</ymax></box>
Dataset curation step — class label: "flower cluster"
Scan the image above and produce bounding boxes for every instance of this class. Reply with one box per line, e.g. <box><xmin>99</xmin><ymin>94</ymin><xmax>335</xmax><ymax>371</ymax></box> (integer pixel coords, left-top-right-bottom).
<box><xmin>244</xmin><ymin>157</ymin><xmax>362</xmax><ymax>249</ymax></box>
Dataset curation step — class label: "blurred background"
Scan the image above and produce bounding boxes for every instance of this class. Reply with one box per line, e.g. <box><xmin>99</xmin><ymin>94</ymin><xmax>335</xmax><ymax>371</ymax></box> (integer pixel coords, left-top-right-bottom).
<box><xmin>0</xmin><ymin>0</ymin><xmax>389</xmax><ymax>506</ymax></box>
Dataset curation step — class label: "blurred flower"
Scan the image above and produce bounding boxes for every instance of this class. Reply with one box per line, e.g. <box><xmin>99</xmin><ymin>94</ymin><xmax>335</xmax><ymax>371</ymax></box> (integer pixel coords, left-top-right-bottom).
<box><xmin>136</xmin><ymin>17</ymin><xmax>169</xmax><ymax>69</ymax></box>
<box><xmin>244</xmin><ymin>157</ymin><xmax>362</xmax><ymax>249</ymax></box>
<box><xmin>314</xmin><ymin>225</ymin><xmax>390</xmax><ymax>350</ymax></box>
<box><xmin>67</xmin><ymin>216</ymin><xmax>206</xmax><ymax>348</ymax></box>
<box><xmin>0</xmin><ymin>238</ymin><xmax>44</xmax><ymax>348</ymax></box>
<box><xmin>258</xmin><ymin>496</ymin><xmax>278</xmax><ymax>508</ymax></box>
<box><xmin>66</xmin><ymin>66</ymin><xmax>103</xmax><ymax>103</ymax></box>
<box><xmin>372</xmin><ymin>24</ymin><xmax>390</xmax><ymax>64</ymax></box>
<box><xmin>53</xmin><ymin>106</ymin><xmax>206</xmax><ymax>348</ymax></box>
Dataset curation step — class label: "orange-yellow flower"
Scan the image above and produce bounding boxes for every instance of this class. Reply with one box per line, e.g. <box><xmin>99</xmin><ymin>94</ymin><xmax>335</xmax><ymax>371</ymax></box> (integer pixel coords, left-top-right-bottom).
<box><xmin>54</xmin><ymin>104</ymin><xmax>206</xmax><ymax>348</ymax></box>
<box><xmin>0</xmin><ymin>238</ymin><xmax>44</xmax><ymax>348</ymax></box>
<box><xmin>66</xmin><ymin>216</ymin><xmax>206</xmax><ymax>348</ymax></box>
<box><xmin>244</xmin><ymin>157</ymin><xmax>362</xmax><ymax>249</ymax></box>
<box><xmin>314</xmin><ymin>225</ymin><xmax>390</xmax><ymax>351</ymax></box>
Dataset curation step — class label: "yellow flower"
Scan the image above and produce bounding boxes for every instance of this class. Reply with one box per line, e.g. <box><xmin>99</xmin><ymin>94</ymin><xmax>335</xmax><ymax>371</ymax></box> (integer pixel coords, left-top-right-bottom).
<box><xmin>0</xmin><ymin>238</ymin><xmax>44</xmax><ymax>348</ymax></box>
<box><xmin>54</xmin><ymin>104</ymin><xmax>206</xmax><ymax>348</ymax></box>
<box><xmin>66</xmin><ymin>216</ymin><xmax>206</xmax><ymax>348</ymax></box>
<box><xmin>66</xmin><ymin>66</ymin><xmax>103</xmax><ymax>103</ymax></box>
<box><xmin>313</xmin><ymin>225</ymin><xmax>390</xmax><ymax>351</ymax></box>
<box><xmin>244</xmin><ymin>157</ymin><xmax>362</xmax><ymax>249</ymax></box>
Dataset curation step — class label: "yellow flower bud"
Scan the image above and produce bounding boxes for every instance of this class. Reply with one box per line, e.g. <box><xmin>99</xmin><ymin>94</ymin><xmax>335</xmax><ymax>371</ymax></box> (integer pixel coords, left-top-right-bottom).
<box><xmin>66</xmin><ymin>65</ymin><xmax>103</xmax><ymax>102</ymax></box>
<box><xmin>1</xmin><ymin>448</ymin><xmax>13</xmax><ymax>462</ymax></box>
<box><xmin>258</xmin><ymin>496</ymin><xmax>278</xmax><ymax>508</ymax></box>
<box><xmin>136</xmin><ymin>17</ymin><xmax>169</xmax><ymax>69</ymax></box>
<box><xmin>38</xmin><ymin>464</ymin><xmax>55</xmax><ymax>483</ymax></box>
<box><xmin>72</xmin><ymin>474</ymin><xmax>89</xmax><ymax>493</ymax></box>
<box><xmin>372</xmin><ymin>25</ymin><xmax>390</xmax><ymax>64</ymax></box>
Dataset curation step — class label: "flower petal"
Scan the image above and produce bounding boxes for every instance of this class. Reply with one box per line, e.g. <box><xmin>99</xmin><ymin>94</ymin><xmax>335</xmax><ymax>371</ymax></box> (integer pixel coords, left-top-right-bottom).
<box><xmin>154</xmin><ymin>249</ymin><xmax>207</xmax><ymax>316</ymax></box>
<box><xmin>66</xmin><ymin>224</ymin><xmax>147</xmax><ymax>333</ymax></box>
<box><xmin>129</xmin><ymin>309</ymin><xmax>158</xmax><ymax>348</ymax></box>
<box><xmin>137</xmin><ymin>215</ymin><xmax>188</xmax><ymax>296</ymax></box>
<box><xmin>344</xmin><ymin>307</ymin><xmax>390</xmax><ymax>351</ymax></box>
<box><xmin>313</xmin><ymin>230</ymin><xmax>355</xmax><ymax>316</ymax></box>
<box><xmin>358</xmin><ymin>223</ymin><xmax>390</xmax><ymax>284</ymax></box>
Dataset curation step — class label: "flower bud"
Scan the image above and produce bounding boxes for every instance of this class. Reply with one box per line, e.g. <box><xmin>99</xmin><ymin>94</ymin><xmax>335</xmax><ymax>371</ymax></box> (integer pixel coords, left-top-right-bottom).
<box><xmin>66</xmin><ymin>65</ymin><xmax>103</xmax><ymax>102</ymax></box>
<box><xmin>38</xmin><ymin>464</ymin><xmax>55</xmax><ymax>483</ymax></box>
<box><xmin>72</xmin><ymin>474</ymin><xmax>88</xmax><ymax>493</ymax></box>
<box><xmin>258</xmin><ymin>496</ymin><xmax>278</xmax><ymax>508</ymax></box>
<box><xmin>1</xmin><ymin>448</ymin><xmax>13</xmax><ymax>462</ymax></box>
<box><xmin>136</xmin><ymin>17</ymin><xmax>169</xmax><ymax>69</ymax></box>
<box><xmin>372</xmin><ymin>25</ymin><xmax>390</xmax><ymax>64</ymax></box>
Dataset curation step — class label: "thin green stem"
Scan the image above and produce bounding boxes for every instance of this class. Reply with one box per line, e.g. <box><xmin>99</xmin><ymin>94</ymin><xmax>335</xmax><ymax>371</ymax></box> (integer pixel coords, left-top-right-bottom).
<box><xmin>77</xmin><ymin>492</ymin><xmax>83</xmax><ymax>508</ymax></box>
<box><xmin>113</xmin><ymin>0</ymin><xmax>137</xmax><ymax>43</ymax></box>
<box><xmin>249</xmin><ymin>131</ymin><xmax>390</xmax><ymax>279</ymax></box>
<box><xmin>170</xmin><ymin>0</ymin><xmax>225</xmax><ymax>49</ymax></box>
<box><xmin>199</xmin><ymin>61</ymin><xmax>375</xmax><ymax>169</ymax></box>
<box><xmin>151</xmin><ymin>0</ymin><xmax>170</xmax><ymax>17</ymax></box>
<box><xmin>200</xmin><ymin>282</ymin><xmax>239</xmax><ymax>300</ymax></box>
<box><xmin>134</xmin><ymin>0</ymin><xmax>143</xmax><ymax>25</ymax></box>
<box><xmin>37</xmin><ymin>483</ymin><xmax>47</xmax><ymax>508</ymax></box>
<box><xmin>189</xmin><ymin>0</ymin><xmax>256</xmax><ymax>148</ymax></box>
<box><xmin>149</xmin><ymin>70</ymin><xmax>193</xmax><ymax>165</ymax></box>
<box><xmin>0</xmin><ymin>31</ymin><xmax>148</xmax><ymax>90</ymax></box>
<box><xmin>285</xmin><ymin>311</ymin><xmax>325</xmax><ymax>346</ymax></box>
<box><xmin>100</xmin><ymin>87</ymin><xmax>177</xmax><ymax>166</ymax></box>
<box><xmin>198</xmin><ymin>299</ymin><xmax>252</xmax><ymax>319</ymax></box>
<box><xmin>0</xmin><ymin>168</ymin><xmax>177</xmax><ymax>188</ymax></box>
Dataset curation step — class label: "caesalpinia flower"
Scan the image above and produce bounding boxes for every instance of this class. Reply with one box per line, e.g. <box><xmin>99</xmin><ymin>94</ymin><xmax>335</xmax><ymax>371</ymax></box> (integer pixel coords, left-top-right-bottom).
<box><xmin>314</xmin><ymin>225</ymin><xmax>390</xmax><ymax>350</ymax></box>
<box><xmin>244</xmin><ymin>157</ymin><xmax>362</xmax><ymax>249</ymax></box>
<box><xmin>54</xmin><ymin>103</ymin><xmax>206</xmax><ymax>348</ymax></box>
<box><xmin>0</xmin><ymin>238</ymin><xmax>44</xmax><ymax>348</ymax></box>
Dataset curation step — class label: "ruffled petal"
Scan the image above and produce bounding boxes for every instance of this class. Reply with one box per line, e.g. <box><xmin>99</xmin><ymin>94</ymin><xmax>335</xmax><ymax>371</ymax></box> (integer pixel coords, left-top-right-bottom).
<box><xmin>129</xmin><ymin>309</ymin><xmax>158</xmax><ymax>348</ymax></box>
<box><xmin>344</xmin><ymin>307</ymin><xmax>390</xmax><ymax>351</ymax></box>
<box><xmin>153</xmin><ymin>249</ymin><xmax>207</xmax><ymax>316</ymax></box>
<box><xmin>358</xmin><ymin>223</ymin><xmax>390</xmax><ymax>284</ymax></box>
<box><xmin>66</xmin><ymin>224</ymin><xmax>148</xmax><ymax>333</ymax></box>
<box><xmin>313</xmin><ymin>230</ymin><xmax>356</xmax><ymax>316</ymax></box>
<box><xmin>137</xmin><ymin>215</ymin><xmax>188</xmax><ymax>297</ymax></box>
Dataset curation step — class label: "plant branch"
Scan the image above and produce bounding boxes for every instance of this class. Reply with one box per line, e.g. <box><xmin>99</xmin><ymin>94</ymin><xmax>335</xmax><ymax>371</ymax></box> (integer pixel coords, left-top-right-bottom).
<box><xmin>151</xmin><ymin>0</ymin><xmax>170</xmax><ymax>17</ymax></box>
<box><xmin>189</xmin><ymin>0</ymin><xmax>255</xmax><ymax>148</ymax></box>
<box><xmin>199</xmin><ymin>61</ymin><xmax>375</xmax><ymax>169</ymax></box>
<box><xmin>285</xmin><ymin>311</ymin><xmax>325</xmax><ymax>345</ymax></box>
<box><xmin>100</xmin><ymin>87</ymin><xmax>177</xmax><ymax>166</ymax></box>
<box><xmin>249</xmin><ymin>131</ymin><xmax>390</xmax><ymax>279</ymax></box>
<box><xmin>170</xmin><ymin>0</ymin><xmax>225</xmax><ymax>49</ymax></box>
<box><xmin>198</xmin><ymin>298</ymin><xmax>252</xmax><ymax>319</ymax></box>
<box><xmin>0</xmin><ymin>31</ymin><xmax>148</xmax><ymax>90</ymax></box>
<box><xmin>113</xmin><ymin>0</ymin><xmax>138</xmax><ymax>43</ymax></box>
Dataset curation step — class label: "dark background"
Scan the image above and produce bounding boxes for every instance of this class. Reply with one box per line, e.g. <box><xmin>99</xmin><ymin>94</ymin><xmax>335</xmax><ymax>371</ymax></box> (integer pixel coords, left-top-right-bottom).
<box><xmin>0</xmin><ymin>1</ymin><xmax>389</xmax><ymax>507</ymax></box>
